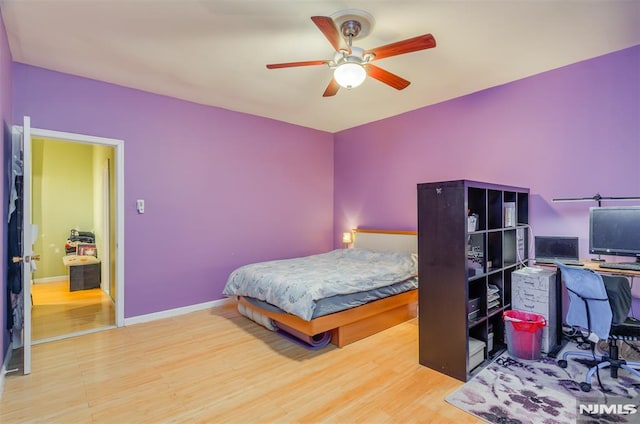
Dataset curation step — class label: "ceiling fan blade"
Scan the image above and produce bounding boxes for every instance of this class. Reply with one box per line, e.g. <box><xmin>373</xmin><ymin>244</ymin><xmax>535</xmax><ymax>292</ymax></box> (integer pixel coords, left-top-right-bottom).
<box><xmin>311</xmin><ymin>16</ymin><xmax>351</xmax><ymax>54</ymax></box>
<box><xmin>366</xmin><ymin>34</ymin><xmax>436</xmax><ymax>61</ymax></box>
<box><xmin>366</xmin><ymin>64</ymin><xmax>410</xmax><ymax>90</ymax></box>
<box><xmin>323</xmin><ymin>79</ymin><xmax>340</xmax><ymax>97</ymax></box>
<box><xmin>266</xmin><ymin>60</ymin><xmax>328</xmax><ymax>69</ymax></box>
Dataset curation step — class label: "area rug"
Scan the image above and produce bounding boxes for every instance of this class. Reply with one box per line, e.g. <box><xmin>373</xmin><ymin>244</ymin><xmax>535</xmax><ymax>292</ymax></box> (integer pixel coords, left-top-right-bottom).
<box><xmin>445</xmin><ymin>342</ymin><xmax>640</xmax><ymax>424</ymax></box>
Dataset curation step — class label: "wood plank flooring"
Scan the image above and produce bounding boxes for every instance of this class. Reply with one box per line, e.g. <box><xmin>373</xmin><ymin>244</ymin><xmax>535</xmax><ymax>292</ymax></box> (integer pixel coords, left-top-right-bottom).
<box><xmin>1</xmin><ymin>302</ymin><xmax>479</xmax><ymax>423</ymax></box>
<box><xmin>31</xmin><ymin>280</ymin><xmax>115</xmax><ymax>341</ymax></box>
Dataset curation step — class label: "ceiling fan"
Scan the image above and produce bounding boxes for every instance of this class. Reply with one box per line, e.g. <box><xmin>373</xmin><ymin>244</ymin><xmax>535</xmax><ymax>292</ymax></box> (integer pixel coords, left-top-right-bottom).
<box><xmin>266</xmin><ymin>10</ymin><xmax>436</xmax><ymax>97</ymax></box>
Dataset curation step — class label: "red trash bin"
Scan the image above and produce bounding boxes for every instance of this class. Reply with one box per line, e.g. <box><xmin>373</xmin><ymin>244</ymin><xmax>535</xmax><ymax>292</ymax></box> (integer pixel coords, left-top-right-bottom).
<box><xmin>503</xmin><ymin>310</ymin><xmax>547</xmax><ymax>360</ymax></box>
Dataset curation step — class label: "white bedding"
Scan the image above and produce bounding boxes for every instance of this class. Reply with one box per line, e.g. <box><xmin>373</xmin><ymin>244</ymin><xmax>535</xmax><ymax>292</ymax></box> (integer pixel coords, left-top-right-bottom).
<box><xmin>223</xmin><ymin>248</ymin><xmax>417</xmax><ymax>321</ymax></box>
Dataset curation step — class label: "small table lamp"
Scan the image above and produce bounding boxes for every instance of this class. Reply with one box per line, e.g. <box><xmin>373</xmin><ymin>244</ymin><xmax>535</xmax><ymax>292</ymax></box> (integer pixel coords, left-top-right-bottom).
<box><xmin>342</xmin><ymin>231</ymin><xmax>353</xmax><ymax>248</ymax></box>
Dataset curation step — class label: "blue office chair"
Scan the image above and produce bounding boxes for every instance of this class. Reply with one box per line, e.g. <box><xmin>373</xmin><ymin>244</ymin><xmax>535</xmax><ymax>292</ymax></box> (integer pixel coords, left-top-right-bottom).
<box><xmin>555</xmin><ymin>262</ymin><xmax>640</xmax><ymax>392</ymax></box>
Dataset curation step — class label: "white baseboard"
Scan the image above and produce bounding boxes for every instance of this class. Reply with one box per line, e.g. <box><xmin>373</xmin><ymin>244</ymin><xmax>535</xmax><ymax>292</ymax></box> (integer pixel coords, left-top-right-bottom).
<box><xmin>124</xmin><ymin>298</ymin><xmax>232</xmax><ymax>326</ymax></box>
<box><xmin>33</xmin><ymin>275</ymin><xmax>67</xmax><ymax>284</ymax></box>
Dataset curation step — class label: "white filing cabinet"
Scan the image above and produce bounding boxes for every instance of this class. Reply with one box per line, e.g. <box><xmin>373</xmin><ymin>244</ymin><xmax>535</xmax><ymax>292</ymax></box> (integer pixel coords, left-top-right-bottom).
<box><xmin>511</xmin><ymin>268</ymin><xmax>557</xmax><ymax>353</ymax></box>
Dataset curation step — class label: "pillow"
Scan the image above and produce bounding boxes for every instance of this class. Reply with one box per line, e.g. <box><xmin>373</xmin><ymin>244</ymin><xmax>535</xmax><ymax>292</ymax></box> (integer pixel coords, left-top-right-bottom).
<box><xmin>77</xmin><ymin>243</ymin><xmax>97</xmax><ymax>257</ymax></box>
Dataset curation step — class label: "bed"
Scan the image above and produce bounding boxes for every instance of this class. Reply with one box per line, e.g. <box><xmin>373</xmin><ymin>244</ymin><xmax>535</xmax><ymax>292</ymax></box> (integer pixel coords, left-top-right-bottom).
<box><xmin>222</xmin><ymin>229</ymin><xmax>418</xmax><ymax>347</ymax></box>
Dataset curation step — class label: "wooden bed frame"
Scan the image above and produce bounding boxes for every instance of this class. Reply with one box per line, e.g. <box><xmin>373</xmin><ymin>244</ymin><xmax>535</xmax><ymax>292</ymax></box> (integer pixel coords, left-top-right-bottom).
<box><xmin>235</xmin><ymin>229</ymin><xmax>418</xmax><ymax>348</ymax></box>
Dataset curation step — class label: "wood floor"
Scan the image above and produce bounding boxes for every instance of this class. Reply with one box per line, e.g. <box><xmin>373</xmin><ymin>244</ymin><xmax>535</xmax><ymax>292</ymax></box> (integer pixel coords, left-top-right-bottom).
<box><xmin>1</xmin><ymin>302</ymin><xmax>479</xmax><ymax>423</ymax></box>
<box><xmin>31</xmin><ymin>280</ymin><xmax>115</xmax><ymax>341</ymax></box>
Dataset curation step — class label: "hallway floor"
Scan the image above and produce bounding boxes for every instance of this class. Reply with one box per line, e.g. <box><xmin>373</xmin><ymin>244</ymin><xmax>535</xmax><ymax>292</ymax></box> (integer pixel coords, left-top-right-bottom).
<box><xmin>31</xmin><ymin>279</ymin><xmax>115</xmax><ymax>341</ymax></box>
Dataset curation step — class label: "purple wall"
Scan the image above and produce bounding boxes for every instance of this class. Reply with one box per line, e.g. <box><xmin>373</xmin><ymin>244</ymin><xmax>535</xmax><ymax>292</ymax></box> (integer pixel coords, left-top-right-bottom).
<box><xmin>334</xmin><ymin>45</ymin><xmax>640</xmax><ymax>260</ymax></box>
<box><xmin>2</xmin><ymin>19</ymin><xmax>639</xmax><ymax>373</ymax></box>
<box><xmin>12</xmin><ymin>64</ymin><xmax>334</xmax><ymax>317</ymax></box>
<box><xmin>334</xmin><ymin>45</ymin><xmax>640</xmax><ymax>313</ymax></box>
<box><xmin>0</xmin><ymin>12</ymin><xmax>11</xmax><ymax>369</ymax></box>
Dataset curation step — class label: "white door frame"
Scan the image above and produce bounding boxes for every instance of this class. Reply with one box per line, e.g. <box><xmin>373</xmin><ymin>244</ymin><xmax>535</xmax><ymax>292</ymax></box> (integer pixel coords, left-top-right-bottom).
<box><xmin>15</xmin><ymin>124</ymin><xmax>125</xmax><ymax>330</ymax></box>
<box><xmin>101</xmin><ymin>160</ymin><xmax>111</xmax><ymax>296</ymax></box>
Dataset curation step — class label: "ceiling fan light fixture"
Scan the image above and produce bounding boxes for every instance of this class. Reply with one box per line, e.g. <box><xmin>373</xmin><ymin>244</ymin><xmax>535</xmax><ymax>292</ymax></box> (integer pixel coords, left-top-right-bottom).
<box><xmin>334</xmin><ymin>62</ymin><xmax>366</xmax><ymax>89</ymax></box>
<box><xmin>266</xmin><ymin>11</ymin><xmax>436</xmax><ymax>97</ymax></box>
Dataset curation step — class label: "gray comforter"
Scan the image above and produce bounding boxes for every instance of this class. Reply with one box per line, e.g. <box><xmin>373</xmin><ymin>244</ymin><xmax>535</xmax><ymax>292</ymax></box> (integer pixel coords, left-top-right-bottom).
<box><xmin>223</xmin><ymin>248</ymin><xmax>417</xmax><ymax>320</ymax></box>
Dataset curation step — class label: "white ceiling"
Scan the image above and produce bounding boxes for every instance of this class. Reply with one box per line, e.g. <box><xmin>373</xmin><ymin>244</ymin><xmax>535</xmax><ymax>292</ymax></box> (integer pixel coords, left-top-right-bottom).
<box><xmin>2</xmin><ymin>0</ymin><xmax>639</xmax><ymax>133</ymax></box>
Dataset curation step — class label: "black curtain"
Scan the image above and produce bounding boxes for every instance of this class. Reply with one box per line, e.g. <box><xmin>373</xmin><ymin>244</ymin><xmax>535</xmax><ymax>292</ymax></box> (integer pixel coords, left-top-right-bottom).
<box><xmin>6</xmin><ymin>175</ymin><xmax>23</xmax><ymax>330</ymax></box>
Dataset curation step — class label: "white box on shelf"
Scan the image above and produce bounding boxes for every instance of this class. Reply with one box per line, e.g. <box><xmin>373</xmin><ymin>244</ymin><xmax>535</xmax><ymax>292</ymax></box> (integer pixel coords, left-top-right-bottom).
<box><xmin>516</xmin><ymin>228</ymin><xmax>526</xmax><ymax>261</ymax></box>
<box><xmin>467</xmin><ymin>214</ymin><xmax>478</xmax><ymax>232</ymax></box>
<box><xmin>469</xmin><ymin>337</ymin><xmax>486</xmax><ymax>370</ymax></box>
<box><xmin>504</xmin><ymin>202</ymin><xmax>516</xmax><ymax>227</ymax></box>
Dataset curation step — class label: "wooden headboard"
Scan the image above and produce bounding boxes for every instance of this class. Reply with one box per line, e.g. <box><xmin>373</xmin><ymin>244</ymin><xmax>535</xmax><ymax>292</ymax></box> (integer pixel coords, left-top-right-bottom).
<box><xmin>352</xmin><ymin>229</ymin><xmax>417</xmax><ymax>254</ymax></box>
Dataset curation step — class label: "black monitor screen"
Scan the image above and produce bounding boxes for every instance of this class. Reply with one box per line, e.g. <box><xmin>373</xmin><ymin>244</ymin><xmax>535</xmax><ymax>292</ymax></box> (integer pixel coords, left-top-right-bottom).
<box><xmin>535</xmin><ymin>236</ymin><xmax>579</xmax><ymax>260</ymax></box>
<box><xmin>589</xmin><ymin>206</ymin><xmax>640</xmax><ymax>259</ymax></box>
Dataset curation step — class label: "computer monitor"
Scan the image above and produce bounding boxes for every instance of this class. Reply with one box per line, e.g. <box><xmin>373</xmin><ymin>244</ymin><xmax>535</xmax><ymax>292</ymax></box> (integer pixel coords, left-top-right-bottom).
<box><xmin>534</xmin><ymin>236</ymin><xmax>580</xmax><ymax>263</ymax></box>
<box><xmin>589</xmin><ymin>206</ymin><xmax>640</xmax><ymax>262</ymax></box>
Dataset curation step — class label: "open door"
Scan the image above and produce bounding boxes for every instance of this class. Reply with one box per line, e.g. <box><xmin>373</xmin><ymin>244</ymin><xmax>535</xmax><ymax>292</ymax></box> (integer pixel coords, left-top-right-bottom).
<box><xmin>18</xmin><ymin>115</ymin><xmax>35</xmax><ymax>374</ymax></box>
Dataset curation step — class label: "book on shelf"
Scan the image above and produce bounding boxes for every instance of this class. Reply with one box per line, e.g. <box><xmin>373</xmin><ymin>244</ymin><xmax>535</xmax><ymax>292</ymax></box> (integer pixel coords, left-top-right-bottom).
<box><xmin>488</xmin><ymin>299</ymin><xmax>501</xmax><ymax>309</ymax></box>
<box><xmin>488</xmin><ymin>293</ymin><xmax>500</xmax><ymax>302</ymax></box>
<box><xmin>468</xmin><ymin>310</ymin><xmax>480</xmax><ymax>322</ymax></box>
<box><xmin>487</xmin><ymin>284</ymin><xmax>500</xmax><ymax>308</ymax></box>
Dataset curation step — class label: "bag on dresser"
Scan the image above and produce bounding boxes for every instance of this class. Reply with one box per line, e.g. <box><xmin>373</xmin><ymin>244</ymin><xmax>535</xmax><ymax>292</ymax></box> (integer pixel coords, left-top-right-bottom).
<box><xmin>68</xmin><ymin>229</ymin><xmax>95</xmax><ymax>243</ymax></box>
<box><xmin>66</xmin><ymin>229</ymin><xmax>96</xmax><ymax>254</ymax></box>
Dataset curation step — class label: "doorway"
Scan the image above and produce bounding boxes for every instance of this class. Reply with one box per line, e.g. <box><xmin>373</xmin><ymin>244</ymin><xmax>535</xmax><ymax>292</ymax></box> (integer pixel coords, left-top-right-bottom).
<box><xmin>30</xmin><ymin>137</ymin><xmax>116</xmax><ymax>342</ymax></box>
<box><xmin>8</xmin><ymin>122</ymin><xmax>124</xmax><ymax>364</ymax></box>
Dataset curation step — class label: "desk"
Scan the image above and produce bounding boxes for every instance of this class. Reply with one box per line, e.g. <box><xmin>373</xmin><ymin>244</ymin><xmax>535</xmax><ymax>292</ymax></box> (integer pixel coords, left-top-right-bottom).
<box><xmin>536</xmin><ymin>260</ymin><xmax>640</xmax><ymax>357</ymax></box>
<box><xmin>580</xmin><ymin>260</ymin><xmax>640</xmax><ymax>277</ymax></box>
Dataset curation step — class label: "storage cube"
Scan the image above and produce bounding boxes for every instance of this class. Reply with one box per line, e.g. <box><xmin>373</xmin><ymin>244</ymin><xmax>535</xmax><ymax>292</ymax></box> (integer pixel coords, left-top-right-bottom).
<box><xmin>69</xmin><ymin>262</ymin><xmax>101</xmax><ymax>291</ymax></box>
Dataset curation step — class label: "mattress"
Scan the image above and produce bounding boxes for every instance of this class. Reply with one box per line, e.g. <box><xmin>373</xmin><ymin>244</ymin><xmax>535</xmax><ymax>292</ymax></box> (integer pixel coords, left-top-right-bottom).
<box><xmin>223</xmin><ymin>248</ymin><xmax>418</xmax><ymax>321</ymax></box>
<box><xmin>241</xmin><ymin>276</ymin><xmax>418</xmax><ymax>319</ymax></box>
